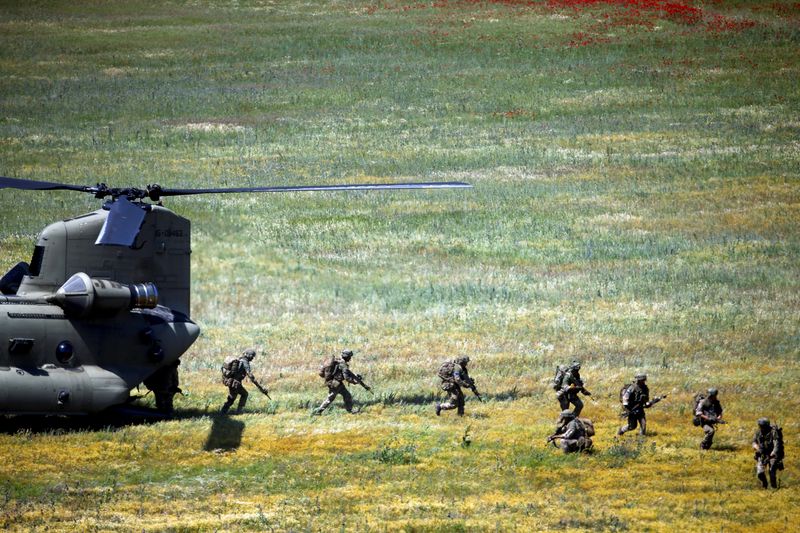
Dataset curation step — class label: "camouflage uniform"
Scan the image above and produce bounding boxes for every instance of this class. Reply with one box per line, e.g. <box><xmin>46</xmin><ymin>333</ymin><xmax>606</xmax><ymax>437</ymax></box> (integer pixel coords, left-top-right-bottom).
<box><xmin>143</xmin><ymin>359</ymin><xmax>181</xmax><ymax>414</ymax></box>
<box><xmin>221</xmin><ymin>349</ymin><xmax>266</xmax><ymax>414</ymax></box>
<box><xmin>557</xmin><ymin>362</ymin><xmax>591</xmax><ymax>416</ymax></box>
<box><xmin>552</xmin><ymin>410</ymin><xmax>593</xmax><ymax>453</ymax></box>
<box><xmin>314</xmin><ymin>350</ymin><xmax>366</xmax><ymax>414</ymax></box>
<box><xmin>752</xmin><ymin>418</ymin><xmax>784</xmax><ymax>489</ymax></box>
<box><xmin>436</xmin><ymin>356</ymin><xmax>479</xmax><ymax>417</ymax></box>
<box><xmin>696</xmin><ymin>388</ymin><xmax>723</xmax><ymax>450</ymax></box>
<box><xmin>618</xmin><ymin>374</ymin><xmax>649</xmax><ymax>436</ymax></box>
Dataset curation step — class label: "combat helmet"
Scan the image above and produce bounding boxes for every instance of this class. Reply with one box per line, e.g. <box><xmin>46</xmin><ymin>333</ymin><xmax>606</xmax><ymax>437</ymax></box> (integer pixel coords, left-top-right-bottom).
<box><xmin>341</xmin><ymin>349</ymin><xmax>354</xmax><ymax>360</ymax></box>
<box><xmin>757</xmin><ymin>417</ymin><xmax>771</xmax><ymax>428</ymax></box>
<box><xmin>635</xmin><ymin>373</ymin><xmax>647</xmax><ymax>382</ymax></box>
<box><xmin>243</xmin><ymin>349</ymin><xmax>256</xmax><ymax>360</ymax></box>
<box><xmin>707</xmin><ymin>388</ymin><xmax>718</xmax><ymax>397</ymax></box>
<box><xmin>455</xmin><ymin>356</ymin><xmax>470</xmax><ymax>366</ymax></box>
<box><xmin>571</xmin><ymin>360</ymin><xmax>581</xmax><ymax>370</ymax></box>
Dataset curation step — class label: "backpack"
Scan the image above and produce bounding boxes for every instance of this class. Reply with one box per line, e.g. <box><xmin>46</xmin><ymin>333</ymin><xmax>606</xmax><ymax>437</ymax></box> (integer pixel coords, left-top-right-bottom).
<box><xmin>438</xmin><ymin>361</ymin><xmax>456</xmax><ymax>381</ymax></box>
<box><xmin>552</xmin><ymin>365</ymin><xmax>568</xmax><ymax>390</ymax></box>
<box><xmin>619</xmin><ymin>384</ymin><xmax>632</xmax><ymax>404</ymax></box>
<box><xmin>318</xmin><ymin>357</ymin><xmax>337</xmax><ymax>380</ymax></box>
<box><xmin>691</xmin><ymin>393</ymin><xmax>706</xmax><ymax>426</ymax></box>
<box><xmin>772</xmin><ymin>425</ymin><xmax>784</xmax><ymax>462</ymax></box>
<box><xmin>578</xmin><ymin>417</ymin><xmax>595</xmax><ymax>437</ymax></box>
<box><xmin>221</xmin><ymin>356</ymin><xmax>240</xmax><ymax>379</ymax></box>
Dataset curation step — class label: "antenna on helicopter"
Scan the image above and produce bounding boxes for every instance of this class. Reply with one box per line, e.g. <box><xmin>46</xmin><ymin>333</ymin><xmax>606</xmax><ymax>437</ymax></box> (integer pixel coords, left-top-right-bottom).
<box><xmin>1</xmin><ymin>175</ymin><xmax>471</xmax><ymax>247</ymax></box>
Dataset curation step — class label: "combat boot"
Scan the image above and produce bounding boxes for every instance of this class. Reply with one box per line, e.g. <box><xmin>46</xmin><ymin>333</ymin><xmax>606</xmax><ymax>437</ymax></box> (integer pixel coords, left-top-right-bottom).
<box><xmin>758</xmin><ymin>473</ymin><xmax>768</xmax><ymax>489</ymax></box>
<box><xmin>435</xmin><ymin>403</ymin><xmax>441</xmax><ymax>416</ymax></box>
<box><xmin>220</xmin><ymin>398</ymin><xmax>234</xmax><ymax>414</ymax></box>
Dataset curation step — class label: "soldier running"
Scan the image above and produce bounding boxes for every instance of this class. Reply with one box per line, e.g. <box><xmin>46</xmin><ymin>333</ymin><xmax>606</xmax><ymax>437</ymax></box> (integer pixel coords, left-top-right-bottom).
<box><xmin>313</xmin><ymin>349</ymin><xmax>371</xmax><ymax>415</ymax></box>
<box><xmin>555</xmin><ymin>360</ymin><xmax>591</xmax><ymax>416</ymax></box>
<box><xmin>435</xmin><ymin>356</ymin><xmax>482</xmax><ymax>417</ymax></box>
<box><xmin>220</xmin><ymin>349</ymin><xmax>270</xmax><ymax>414</ymax></box>
<box><xmin>547</xmin><ymin>410</ymin><xmax>593</xmax><ymax>453</ymax></box>
<box><xmin>752</xmin><ymin>417</ymin><xmax>784</xmax><ymax>489</ymax></box>
<box><xmin>695</xmin><ymin>388</ymin><xmax>724</xmax><ymax>450</ymax></box>
<box><xmin>617</xmin><ymin>373</ymin><xmax>666</xmax><ymax>436</ymax></box>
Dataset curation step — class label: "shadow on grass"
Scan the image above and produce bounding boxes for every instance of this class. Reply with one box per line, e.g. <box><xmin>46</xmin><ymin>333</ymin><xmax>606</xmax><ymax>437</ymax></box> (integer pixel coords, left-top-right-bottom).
<box><xmin>0</xmin><ymin>406</ymin><xmax>214</xmax><ymax>435</ymax></box>
<box><xmin>203</xmin><ymin>415</ymin><xmax>245</xmax><ymax>452</ymax></box>
<box><xmin>354</xmin><ymin>387</ymin><xmax>522</xmax><ymax>408</ymax></box>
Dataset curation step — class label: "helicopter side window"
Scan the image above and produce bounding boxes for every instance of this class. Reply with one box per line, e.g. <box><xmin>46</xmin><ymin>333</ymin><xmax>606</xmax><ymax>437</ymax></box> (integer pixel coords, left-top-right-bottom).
<box><xmin>29</xmin><ymin>245</ymin><xmax>44</xmax><ymax>277</ymax></box>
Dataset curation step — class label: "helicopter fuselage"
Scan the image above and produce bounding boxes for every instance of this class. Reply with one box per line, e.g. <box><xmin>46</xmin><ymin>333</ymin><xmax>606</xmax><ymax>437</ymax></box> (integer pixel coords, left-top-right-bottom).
<box><xmin>0</xmin><ymin>295</ymin><xmax>199</xmax><ymax>414</ymax></box>
<box><xmin>0</xmin><ymin>203</ymin><xmax>199</xmax><ymax>414</ymax></box>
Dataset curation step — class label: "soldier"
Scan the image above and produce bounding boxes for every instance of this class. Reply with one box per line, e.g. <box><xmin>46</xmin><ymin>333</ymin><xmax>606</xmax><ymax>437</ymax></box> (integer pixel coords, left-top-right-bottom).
<box><xmin>143</xmin><ymin>358</ymin><xmax>182</xmax><ymax>415</ymax></box>
<box><xmin>313</xmin><ymin>349</ymin><xmax>371</xmax><ymax>415</ymax></box>
<box><xmin>547</xmin><ymin>410</ymin><xmax>593</xmax><ymax>453</ymax></box>
<box><xmin>435</xmin><ymin>356</ymin><xmax>482</xmax><ymax>417</ymax></box>
<box><xmin>555</xmin><ymin>360</ymin><xmax>591</xmax><ymax>416</ymax></box>
<box><xmin>220</xmin><ymin>349</ymin><xmax>270</xmax><ymax>414</ymax></box>
<box><xmin>617</xmin><ymin>373</ymin><xmax>666</xmax><ymax>436</ymax></box>
<box><xmin>752</xmin><ymin>418</ymin><xmax>784</xmax><ymax>489</ymax></box>
<box><xmin>695</xmin><ymin>388</ymin><xmax>724</xmax><ymax>450</ymax></box>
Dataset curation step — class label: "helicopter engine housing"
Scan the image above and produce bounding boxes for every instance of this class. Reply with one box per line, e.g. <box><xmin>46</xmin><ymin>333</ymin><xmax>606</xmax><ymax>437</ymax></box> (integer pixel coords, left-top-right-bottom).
<box><xmin>48</xmin><ymin>272</ymin><xmax>158</xmax><ymax>318</ymax></box>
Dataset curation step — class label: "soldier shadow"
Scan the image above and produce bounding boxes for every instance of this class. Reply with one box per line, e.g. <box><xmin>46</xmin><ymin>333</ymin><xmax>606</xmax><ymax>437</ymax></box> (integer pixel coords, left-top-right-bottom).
<box><xmin>360</xmin><ymin>392</ymin><xmax>438</xmax><ymax>407</ymax></box>
<box><xmin>203</xmin><ymin>415</ymin><xmax>245</xmax><ymax>453</ymax></box>
<box><xmin>713</xmin><ymin>443</ymin><xmax>739</xmax><ymax>452</ymax></box>
<box><xmin>358</xmin><ymin>388</ymin><xmax>521</xmax><ymax>408</ymax></box>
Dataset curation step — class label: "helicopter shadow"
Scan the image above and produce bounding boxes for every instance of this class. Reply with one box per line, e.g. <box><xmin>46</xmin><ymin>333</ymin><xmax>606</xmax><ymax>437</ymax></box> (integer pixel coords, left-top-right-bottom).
<box><xmin>0</xmin><ymin>406</ymin><xmax>212</xmax><ymax>435</ymax></box>
<box><xmin>203</xmin><ymin>415</ymin><xmax>245</xmax><ymax>453</ymax></box>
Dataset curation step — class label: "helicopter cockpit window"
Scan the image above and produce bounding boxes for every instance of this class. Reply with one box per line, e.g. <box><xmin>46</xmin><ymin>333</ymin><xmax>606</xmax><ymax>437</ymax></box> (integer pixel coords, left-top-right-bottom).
<box><xmin>29</xmin><ymin>245</ymin><xmax>44</xmax><ymax>277</ymax></box>
<box><xmin>55</xmin><ymin>341</ymin><xmax>74</xmax><ymax>364</ymax></box>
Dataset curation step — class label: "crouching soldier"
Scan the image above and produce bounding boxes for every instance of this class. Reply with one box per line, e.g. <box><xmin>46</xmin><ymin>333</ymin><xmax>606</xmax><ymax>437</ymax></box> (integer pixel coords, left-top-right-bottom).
<box><xmin>220</xmin><ymin>349</ymin><xmax>270</xmax><ymax>414</ymax></box>
<box><xmin>435</xmin><ymin>356</ymin><xmax>482</xmax><ymax>417</ymax></box>
<box><xmin>547</xmin><ymin>410</ymin><xmax>594</xmax><ymax>453</ymax></box>
<box><xmin>313</xmin><ymin>349</ymin><xmax>371</xmax><ymax>415</ymax></box>
<box><xmin>753</xmin><ymin>418</ymin><xmax>784</xmax><ymax>489</ymax></box>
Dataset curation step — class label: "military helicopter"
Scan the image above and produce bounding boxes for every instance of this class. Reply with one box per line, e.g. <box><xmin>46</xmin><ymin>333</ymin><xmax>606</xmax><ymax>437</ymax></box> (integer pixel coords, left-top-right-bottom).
<box><xmin>0</xmin><ymin>176</ymin><xmax>470</xmax><ymax>416</ymax></box>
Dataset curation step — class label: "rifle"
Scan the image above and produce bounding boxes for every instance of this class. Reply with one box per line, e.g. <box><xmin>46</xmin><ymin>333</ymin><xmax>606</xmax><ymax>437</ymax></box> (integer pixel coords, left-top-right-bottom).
<box><xmin>467</xmin><ymin>380</ymin><xmax>483</xmax><ymax>402</ymax></box>
<box><xmin>620</xmin><ymin>394</ymin><xmax>667</xmax><ymax>417</ymax></box>
<box><xmin>546</xmin><ymin>432</ymin><xmax>564</xmax><ymax>445</ymax></box>
<box><xmin>645</xmin><ymin>394</ymin><xmax>667</xmax><ymax>408</ymax></box>
<box><xmin>352</xmin><ymin>373</ymin><xmax>373</xmax><ymax>394</ymax></box>
<box><xmin>253</xmin><ymin>380</ymin><xmax>271</xmax><ymax>400</ymax></box>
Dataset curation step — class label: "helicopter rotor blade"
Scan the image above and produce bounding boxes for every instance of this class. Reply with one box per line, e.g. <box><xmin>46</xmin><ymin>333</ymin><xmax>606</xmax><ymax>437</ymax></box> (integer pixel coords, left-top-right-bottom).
<box><xmin>0</xmin><ymin>176</ymin><xmax>93</xmax><ymax>193</ymax></box>
<box><xmin>95</xmin><ymin>197</ymin><xmax>148</xmax><ymax>246</ymax></box>
<box><xmin>149</xmin><ymin>181</ymin><xmax>472</xmax><ymax>199</ymax></box>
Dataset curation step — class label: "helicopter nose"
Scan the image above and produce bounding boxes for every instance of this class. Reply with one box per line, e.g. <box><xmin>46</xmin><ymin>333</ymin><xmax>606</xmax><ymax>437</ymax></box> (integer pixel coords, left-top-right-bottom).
<box><xmin>149</xmin><ymin>317</ymin><xmax>200</xmax><ymax>363</ymax></box>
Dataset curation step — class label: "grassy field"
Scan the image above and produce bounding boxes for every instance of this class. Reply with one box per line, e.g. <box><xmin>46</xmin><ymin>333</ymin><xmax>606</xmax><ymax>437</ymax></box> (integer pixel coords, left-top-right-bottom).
<box><xmin>1</xmin><ymin>0</ymin><xmax>799</xmax><ymax>530</ymax></box>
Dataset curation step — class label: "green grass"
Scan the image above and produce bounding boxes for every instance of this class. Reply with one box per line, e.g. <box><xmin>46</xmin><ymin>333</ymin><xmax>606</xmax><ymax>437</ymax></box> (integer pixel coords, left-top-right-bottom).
<box><xmin>1</xmin><ymin>0</ymin><xmax>799</xmax><ymax>530</ymax></box>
